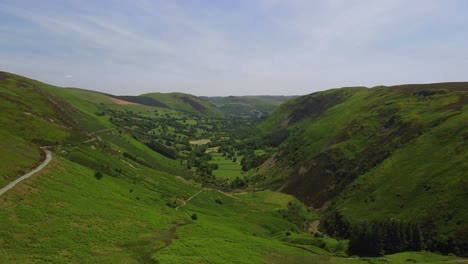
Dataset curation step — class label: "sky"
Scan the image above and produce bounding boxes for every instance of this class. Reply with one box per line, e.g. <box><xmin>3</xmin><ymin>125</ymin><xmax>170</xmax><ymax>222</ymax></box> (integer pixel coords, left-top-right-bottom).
<box><xmin>0</xmin><ymin>0</ymin><xmax>467</xmax><ymax>96</ymax></box>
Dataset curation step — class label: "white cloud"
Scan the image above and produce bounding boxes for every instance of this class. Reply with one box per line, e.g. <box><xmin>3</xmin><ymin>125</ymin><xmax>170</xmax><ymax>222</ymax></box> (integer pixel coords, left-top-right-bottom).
<box><xmin>0</xmin><ymin>0</ymin><xmax>467</xmax><ymax>96</ymax></box>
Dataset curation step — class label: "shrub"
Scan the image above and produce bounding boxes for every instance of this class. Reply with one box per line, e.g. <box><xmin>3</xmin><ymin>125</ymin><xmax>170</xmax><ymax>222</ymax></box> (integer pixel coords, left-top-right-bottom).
<box><xmin>94</xmin><ymin>171</ymin><xmax>103</xmax><ymax>180</ymax></box>
<box><xmin>191</xmin><ymin>213</ymin><xmax>198</xmax><ymax>220</ymax></box>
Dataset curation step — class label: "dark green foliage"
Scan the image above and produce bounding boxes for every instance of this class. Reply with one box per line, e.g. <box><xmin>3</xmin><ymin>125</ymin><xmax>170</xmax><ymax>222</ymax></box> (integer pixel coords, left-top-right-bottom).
<box><xmin>191</xmin><ymin>213</ymin><xmax>198</xmax><ymax>220</ymax></box>
<box><xmin>281</xmin><ymin>201</ymin><xmax>310</xmax><ymax>229</ymax></box>
<box><xmin>94</xmin><ymin>171</ymin><xmax>103</xmax><ymax>180</ymax></box>
<box><xmin>319</xmin><ymin>209</ymin><xmax>350</xmax><ymax>239</ymax></box>
<box><xmin>230</xmin><ymin>177</ymin><xmax>246</xmax><ymax>189</ymax></box>
<box><xmin>425</xmin><ymin>232</ymin><xmax>468</xmax><ymax>256</ymax></box>
<box><xmin>266</xmin><ymin>128</ymin><xmax>289</xmax><ymax>147</ymax></box>
<box><xmin>215</xmin><ymin>198</ymin><xmax>223</xmax><ymax>205</ymax></box>
<box><xmin>240</xmin><ymin>152</ymin><xmax>268</xmax><ymax>171</ymax></box>
<box><xmin>313</xmin><ymin>232</ymin><xmax>323</xmax><ymax>238</ymax></box>
<box><xmin>146</xmin><ymin>140</ymin><xmax>177</xmax><ymax>159</ymax></box>
<box><xmin>348</xmin><ymin>220</ymin><xmax>423</xmax><ymax>256</ymax></box>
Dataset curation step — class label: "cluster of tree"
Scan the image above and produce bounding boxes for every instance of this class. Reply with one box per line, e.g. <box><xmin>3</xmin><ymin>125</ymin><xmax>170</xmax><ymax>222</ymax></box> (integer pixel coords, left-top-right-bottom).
<box><xmin>240</xmin><ymin>151</ymin><xmax>268</xmax><ymax>171</ymax></box>
<box><xmin>230</xmin><ymin>177</ymin><xmax>247</xmax><ymax>189</ymax></box>
<box><xmin>319</xmin><ymin>209</ymin><xmax>350</xmax><ymax>239</ymax></box>
<box><xmin>104</xmin><ymin>108</ymin><xmax>216</xmax><ymax>156</ymax></box>
<box><xmin>186</xmin><ymin>146</ymin><xmax>219</xmax><ymax>179</ymax></box>
<box><xmin>145</xmin><ymin>140</ymin><xmax>177</xmax><ymax>159</ymax></box>
<box><xmin>319</xmin><ymin>209</ymin><xmax>468</xmax><ymax>257</ymax></box>
<box><xmin>217</xmin><ymin>145</ymin><xmax>236</xmax><ymax>160</ymax></box>
<box><xmin>265</xmin><ymin>128</ymin><xmax>289</xmax><ymax>147</ymax></box>
<box><xmin>281</xmin><ymin>201</ymin><xmax>309</xmax><ymax>229</ymax></box>
<box><xmin>424</xmin><ymin>232</ymin><xmax>467</xmax><ymax>256</ymax></box>
<box><xmin>348</xmin><ymin>220</ymin><xmax>423</xmax><ymax>256</ymax></box>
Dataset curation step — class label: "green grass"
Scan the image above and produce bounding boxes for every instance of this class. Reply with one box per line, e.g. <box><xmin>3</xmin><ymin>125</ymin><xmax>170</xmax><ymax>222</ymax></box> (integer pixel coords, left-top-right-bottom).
<box><xmin>257</xmin><ymin>83</ymin><xmax>468</xmax><ymax>243</ymax></box>
<box><xmin>210</xmin><ymin>153</ymin><xmax>242</xmax><ymax>180</ymax></box>
<box><xmin>0</xmin><ymin>130</ymin><xmax>42</xmax><ymax>188</ymax></box>
<box><xmin>152</xmin><ymin>190</ymin><xmax>323</xmax><ymax>263</ymax></box>
<box><xmin>143</xmin><ymin>92</ymin><xmax>222</xmax><ymax>117</ymax></box>
<box><xmin>0</xmin><ymin>155</ymin><xmax>326</xmax><ymax>263</ymax></box>
<box><xmin>0</xmin><ymin>157</ymin><xmax>183</xmax><ymax>263</ymax></box>
<box><xmin>0</xmin><ymin>72</ymin><xmax>74</xmax><ymax>187</ymax></box>
<box><xmin>338</xmin><ymin>104</ymin><xmax>468</xmax><ymax>233</ymax></box>
<box><xmin>1</xmin><ymin>72</ymin><xmax>466</xmax><ymax>263</ymax></box>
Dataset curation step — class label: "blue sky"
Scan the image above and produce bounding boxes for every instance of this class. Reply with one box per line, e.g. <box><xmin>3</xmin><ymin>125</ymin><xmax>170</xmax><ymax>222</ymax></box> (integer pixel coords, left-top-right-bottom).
<box><xmin>1</xmin><ymin>0</ymin><xmax>467</xmax><ymax>96</ymax></box>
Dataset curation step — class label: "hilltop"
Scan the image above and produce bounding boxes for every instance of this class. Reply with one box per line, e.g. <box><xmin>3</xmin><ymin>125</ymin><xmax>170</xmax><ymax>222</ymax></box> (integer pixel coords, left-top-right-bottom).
<box><xmin>256</xmin><ymin>83</ymin><xmax>468</xmax><ymax>255</ymax></box>
<box><xmin>202</xmin><ymin>95</ymin><xmax>296</xmax><ymax>116</ymax></box>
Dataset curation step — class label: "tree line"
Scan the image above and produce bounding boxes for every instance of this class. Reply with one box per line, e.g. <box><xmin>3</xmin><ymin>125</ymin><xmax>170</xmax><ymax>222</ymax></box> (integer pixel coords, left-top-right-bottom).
<box><xmin>320</xmin><ymin>210</ymin><xmax>467</xmax><ymax>257</ymax></box>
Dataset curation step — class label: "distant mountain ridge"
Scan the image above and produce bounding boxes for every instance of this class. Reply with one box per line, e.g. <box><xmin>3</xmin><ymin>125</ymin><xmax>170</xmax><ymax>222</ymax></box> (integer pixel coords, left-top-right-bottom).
<box><xmin>202</xmin><ymin>95</ymin><xmax>296</xmax><ymax>116</ymax></box>
<box><xmin>104</xmin><ymin>93</ymin><xmax>294</xmax><ymax>117</ymax></box>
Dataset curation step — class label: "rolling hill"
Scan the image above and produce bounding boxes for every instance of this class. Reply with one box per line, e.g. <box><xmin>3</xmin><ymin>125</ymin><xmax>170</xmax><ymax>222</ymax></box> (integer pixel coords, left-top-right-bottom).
<box><xmin>257</xmin><ymin>83</ymin><xmax>468</xmax><ymax>254</ymax></box>
<box><xmin>202</xmin><ymin>95</ymin><xmax>296</xmax><ymax>116</ymax></box>
<box><xmin>142</xmin><ymin>92</ymin><xmax>222</xmax><ymax>117</ymax></box>
<box><xmin>1</xmin><ymin>71</ymin><xmax>466</xmax><ymax>262</ymax></box>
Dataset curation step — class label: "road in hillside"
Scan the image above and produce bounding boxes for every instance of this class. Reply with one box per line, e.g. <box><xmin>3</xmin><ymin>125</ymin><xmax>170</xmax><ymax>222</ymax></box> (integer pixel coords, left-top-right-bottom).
<box><xmin>175</xmin><ymin>190</ymin><xmax>204</xmax><ymax>210</ymax></box>
<box><xmin>0</xmin><ymin>129</ymin><xmax>118</xmax><ymax>197</ymax></box>
<box><xmin>0</xmin><ymin>150</ymin><xmax>52</xmax><ymax>197</ymax></box>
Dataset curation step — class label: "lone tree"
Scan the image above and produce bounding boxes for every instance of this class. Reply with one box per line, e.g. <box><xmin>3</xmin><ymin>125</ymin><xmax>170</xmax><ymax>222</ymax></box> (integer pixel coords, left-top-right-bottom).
<box><xmin>191</xmin><ymin>213</ymin><xmax>198</xmax><ymax>220</ymax></box>
<box><xmin>95</xmin><ymin>171</ymin><xmax>103</xmax><ymax>180</ymax></box>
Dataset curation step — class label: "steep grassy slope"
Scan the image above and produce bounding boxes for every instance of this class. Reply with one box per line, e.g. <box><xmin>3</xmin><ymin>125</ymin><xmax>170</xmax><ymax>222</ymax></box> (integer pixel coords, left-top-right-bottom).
<box><xmin>1</xmin><ymin>72</ymin><xmax>465</xmax><ymax>262</ymax></box>
<box><xmin>0</xmin><ymin>72</ymin><xmax>183</xmax><ymax>179</ymax></box>
<box><xmin>0</xmin><ymin>72</ymin><xmax>79</xmax><ymax>188</ymax></box>
<box><xmin>0</xmin><ymin>72</ymin><xmax>326</xmax><ymax>263</ymax></box>
<box><xmin>141</xmin><ymin>92</ymin><xmax>222</xmax><ymax>117</ymax></box>
<box><xmin>0</xmin><ymin>151</ymin><xmax>317</xmax><ymax>263</ymax></box>
<box><xmin>257</xmin><ymin>83</ymin><xmax>468</xmax><ymax>248</ymax></box>
<box><xmin>1</xmin><ymin>154</ymin><xmax>457</xmax><ymax>263</ymax></box>
<box><xmin>202</xmin><ymin>95</ymin><xmax>296</xmax><ymax>116</ymax></box>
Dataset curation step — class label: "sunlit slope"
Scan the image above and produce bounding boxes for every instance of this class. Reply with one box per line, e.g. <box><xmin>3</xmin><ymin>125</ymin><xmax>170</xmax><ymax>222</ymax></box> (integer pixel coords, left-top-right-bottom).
<box><xmin>141</xmin><ymin>92</ymin><xmax>222</xmax><ymax>117</ymax></box>
<box><xmin>0</xmin><ymin>72</ymin><xmax>464</xmax><ymax>263</ymax></box>
<box><xmin>2</xmin><ymin>154</ymin><xmax>456</xmax><ymax>263</ymax></box>
<box><xmin>0</xmin><ymin>72</ymin><xmax>76</xmax><ymax>187</ymax></box>
<box><xmin>0</xmin><ymin>72</ymin><xmax>183</xmax><ymax>186</ymax></box>
<box><xmin>258</xmin><ymin>83</ymin><xmax>468</xmax><ymax>238</ymax></box>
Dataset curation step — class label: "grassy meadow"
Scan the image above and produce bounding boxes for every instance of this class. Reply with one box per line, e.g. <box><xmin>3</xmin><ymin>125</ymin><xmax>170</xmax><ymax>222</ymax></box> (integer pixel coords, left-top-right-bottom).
<box><xmin>210</xmin><ymin>153</ymin><xmax>242</xmax><ymax>180</ymax></box>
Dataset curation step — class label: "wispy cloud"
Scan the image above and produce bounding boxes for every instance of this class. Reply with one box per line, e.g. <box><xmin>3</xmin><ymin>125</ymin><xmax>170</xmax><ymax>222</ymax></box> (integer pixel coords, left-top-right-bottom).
<box><xmin>0</xmin><ymin>0</ymin><xmax>467</xmax><ymax>95</ymax></box>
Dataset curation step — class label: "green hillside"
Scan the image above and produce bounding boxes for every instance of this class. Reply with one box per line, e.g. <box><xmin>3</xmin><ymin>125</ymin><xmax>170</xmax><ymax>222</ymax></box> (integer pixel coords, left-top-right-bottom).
<box><xmin>1</xmin><ymin>71</ymin><xmax>466</xmax><ymax>262</ymax></box>
<box><xmin>142</xmin><ymin>92</ymin><xmax>222</xmax><ymax>117</ymax></box>
<box><xmin>202</xmin><ymin>95</ymin><xmax>295</xmax><ymax>116</ymax></box>
<box><xmin>257</xmin><ymin>83</ymin><xmax>468</xmax><ymax>255</ymax></box>
<box><xmin>0</xmin><ymin>72</ymin><xmax>78</xmax><ymax>188</ymax></box>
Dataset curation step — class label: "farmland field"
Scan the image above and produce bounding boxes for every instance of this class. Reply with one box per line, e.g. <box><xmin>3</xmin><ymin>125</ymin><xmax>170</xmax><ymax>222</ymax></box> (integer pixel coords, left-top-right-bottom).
<box><xmin>210</xmin><ymin>153</ymin><xmax>243</xmax><ymax>180</ymax></box>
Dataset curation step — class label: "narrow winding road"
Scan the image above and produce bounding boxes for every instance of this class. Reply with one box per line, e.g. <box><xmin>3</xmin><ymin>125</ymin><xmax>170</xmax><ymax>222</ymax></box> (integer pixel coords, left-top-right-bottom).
<box><xmin>0</xmin><ymin>150</ymin><xmax>52</xmax><ymax>196</ymax></box>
